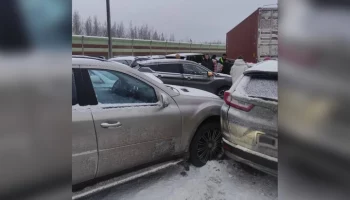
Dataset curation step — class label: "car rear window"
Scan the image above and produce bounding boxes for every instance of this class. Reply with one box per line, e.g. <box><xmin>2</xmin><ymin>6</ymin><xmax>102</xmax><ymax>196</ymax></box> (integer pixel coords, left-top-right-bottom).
<box><xmin>245</xmin><ymin>76</ymin><xmax>277</xmax><ymax>101</ymax></box>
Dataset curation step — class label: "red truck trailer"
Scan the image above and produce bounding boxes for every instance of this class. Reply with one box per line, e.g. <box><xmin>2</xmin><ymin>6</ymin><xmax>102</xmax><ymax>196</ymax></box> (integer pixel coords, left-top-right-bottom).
<box><xmin>226</xmin><ymin>7</ymin><xmax>278</xmax><ymax>63</ymax></box>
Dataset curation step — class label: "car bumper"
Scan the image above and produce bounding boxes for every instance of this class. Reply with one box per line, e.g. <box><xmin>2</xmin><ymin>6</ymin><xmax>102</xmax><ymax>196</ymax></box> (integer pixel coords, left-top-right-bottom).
<box><xmin>222</xmin><ymin>138</ymin><xmax>278</xmax><ymax>176</ymax></box>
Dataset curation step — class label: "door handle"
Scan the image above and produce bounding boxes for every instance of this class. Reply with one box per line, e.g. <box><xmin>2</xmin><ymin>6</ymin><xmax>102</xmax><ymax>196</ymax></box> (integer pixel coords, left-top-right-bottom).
<box><xmin>184</xmin><ymin>76</ymin><xmax>192</xmax><ymax>80</ymax></box>
<box><xmin>156</xmin><ymin>74</ymin><xmax>162</xmax><ymax>78</ymax></box>
<box><xmin>101</xmin><ymin>122</ymin><xmax>122</xmax><ymax>128</ymax></box>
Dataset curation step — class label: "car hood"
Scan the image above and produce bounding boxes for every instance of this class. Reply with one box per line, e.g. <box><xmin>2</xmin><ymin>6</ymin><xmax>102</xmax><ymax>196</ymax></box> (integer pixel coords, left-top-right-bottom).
<box><xmin>166</xmin><ymin>85</ymin><xmax>220</xmax><ymax>99</ymax></box>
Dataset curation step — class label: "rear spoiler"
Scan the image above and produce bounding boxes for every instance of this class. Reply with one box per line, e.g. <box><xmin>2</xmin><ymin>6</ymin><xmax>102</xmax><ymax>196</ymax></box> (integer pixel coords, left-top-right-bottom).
<box><xmin>243</xmin><ymin>70</ymin><xmax>277</xmax><ymax>77</ymax></box>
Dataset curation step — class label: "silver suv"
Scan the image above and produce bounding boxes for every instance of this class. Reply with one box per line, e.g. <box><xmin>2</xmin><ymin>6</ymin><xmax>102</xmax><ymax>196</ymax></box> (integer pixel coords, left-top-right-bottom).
<box><xmin>72</xmin><ymin>56</ymin><xmax>224</xmax><ymax>185</ymax></box>
<box><xmin>221</xmin><ymin>60</ymin><xmax>278</xmax><ymax>176</ymax></box>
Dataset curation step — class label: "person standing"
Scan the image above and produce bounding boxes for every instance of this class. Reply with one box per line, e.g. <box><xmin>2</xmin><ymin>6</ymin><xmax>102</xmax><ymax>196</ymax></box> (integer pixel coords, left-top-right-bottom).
<box><xmin>211</xmin><ymin>55</ymin><xmax>218</xmax><ymax>72</ymax></box>
<box><xmin>201</xmin><ymin>54</ymin><xmax>214</xmax><ymax>71</ymax></box>
<box><xmin>219</xmin><ymin>53</ymin><xmax>231</xmax><ymax>75</ymax></box>
<box><xmin>230</xmin><ymin>56</ymin><xmax>250</xmax><ymax>84</ymax></box>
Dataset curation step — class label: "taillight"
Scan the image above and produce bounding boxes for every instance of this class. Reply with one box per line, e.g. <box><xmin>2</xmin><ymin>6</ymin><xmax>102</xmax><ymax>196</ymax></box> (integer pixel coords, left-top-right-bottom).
<box><xmin>224</xmin><ymin>91</ymin><xmax>254</xmax><ymax>112</ymax></box>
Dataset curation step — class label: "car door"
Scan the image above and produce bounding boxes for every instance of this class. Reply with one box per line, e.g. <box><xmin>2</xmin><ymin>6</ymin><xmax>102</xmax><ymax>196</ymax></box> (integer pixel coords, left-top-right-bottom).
<box><xmin>182</xmin><ymin>63</ymin><xmax>213</xmax><ymax>91</ymax></box>
<box><xmin>80</xmin><ymin>67</ymin><xmax>182</xmax><ymax>178</ymax></box>
<box><xmin>72</xmin><ymin>69</ymin><xmax>99</xmax><ymax>185</ymax></box>
<box><xmin>154</xmin><ymin>63</ymin><xmax>184</xmax><ymax>86</ymax></box>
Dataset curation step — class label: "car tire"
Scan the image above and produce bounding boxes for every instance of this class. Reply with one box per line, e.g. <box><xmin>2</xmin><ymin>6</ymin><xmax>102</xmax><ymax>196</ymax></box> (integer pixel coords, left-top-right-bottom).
<box><xmin>190</xmin><ymin>122</ymin><xmax>222</xmax><ymax>167</ymax></box>
<box><xmin>217</xmin><ymin>86</ymin><xmax>230</xmax><ymax>98</ymax></box>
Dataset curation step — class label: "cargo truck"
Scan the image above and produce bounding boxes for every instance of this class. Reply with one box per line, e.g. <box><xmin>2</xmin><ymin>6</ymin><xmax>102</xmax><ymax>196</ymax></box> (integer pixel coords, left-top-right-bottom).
<box><xmin>226</xmin><ymin>7</ymin><xmax>278</xmax><ymax>63</ymax></box>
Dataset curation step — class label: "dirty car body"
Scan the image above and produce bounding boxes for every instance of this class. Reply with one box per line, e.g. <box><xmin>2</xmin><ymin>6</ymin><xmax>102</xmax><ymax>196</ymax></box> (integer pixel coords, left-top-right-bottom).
<box><xmin>136</xmin><ymin>59</ymin><xmax>232</xmax><ymax>98</ymax></box>
<box><xmin>221</xmin><ymin>60</ymin><xmax>278</xmax><ymax>176</ymax></box>
<box><xmin>72</xmin><ymin>56</ymin><xmax>224</xmax><ymax>185</ymax></box>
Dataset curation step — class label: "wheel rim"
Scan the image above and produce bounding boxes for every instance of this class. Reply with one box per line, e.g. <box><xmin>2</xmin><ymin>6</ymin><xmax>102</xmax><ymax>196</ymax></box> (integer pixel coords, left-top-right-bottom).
<box><xmin>218</xmin><ymin>89</ymin><xmax>226</xmax><ymax>98</ymax></box>
<box><xmin>197</xmin><ymin>129</ymin><xmax>222</xmax><ymax>163</ymax></box>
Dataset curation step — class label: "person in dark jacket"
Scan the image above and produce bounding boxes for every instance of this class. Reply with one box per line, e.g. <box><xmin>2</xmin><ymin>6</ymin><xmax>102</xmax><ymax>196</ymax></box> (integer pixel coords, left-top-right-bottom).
<box><xmin>201</xmin><ymin>54</ymin><xmax>214</xmax><ymax>71</ymax></box>
<box><xmin>219</xmin><ymin>53</ymin><xmax>231</xmax><ymax>75</ymax></box>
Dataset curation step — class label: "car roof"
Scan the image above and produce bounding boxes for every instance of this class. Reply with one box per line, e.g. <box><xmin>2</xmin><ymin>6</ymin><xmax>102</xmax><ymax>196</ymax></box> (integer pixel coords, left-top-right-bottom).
<box><xmin>244</xmin><ymin>60</ymin><xmax>278</xmax><ymax>75</ymax></box>
<box><xmin>109</xmin><ymin>56</ymin><xmax>135</xmax><ymax>61</ymax></box>
<box><xmin>138</xmin><ymin>58</ymin><xmax>199</xmax><ymax>65</ymax></box>
<box><xmin>166</xmin><ymin>53</ymin><xmax>204</xmax><ymax>57</ymax></box>
<box><xmin>72</xmin><ymin>56</ymin><xmax>121</xmax><ymax>68</ymax></box>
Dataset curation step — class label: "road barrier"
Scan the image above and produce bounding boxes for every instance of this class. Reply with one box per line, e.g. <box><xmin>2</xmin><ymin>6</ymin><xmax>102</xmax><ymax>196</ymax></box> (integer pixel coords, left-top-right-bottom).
<box><xmin>72</xmin><ymin>35</ymin><xmax>226</xmax><ymax>57</ymax></box>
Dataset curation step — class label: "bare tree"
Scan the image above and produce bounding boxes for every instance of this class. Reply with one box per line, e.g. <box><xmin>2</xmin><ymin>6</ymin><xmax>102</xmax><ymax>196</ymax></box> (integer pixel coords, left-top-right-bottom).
<box><xmin>133</xmin><ymin>25</ymin><xmax>138</xmax><ymax>39</ymax></box>
<box><xmin>169</xmin><ymin>33</ymin><xmax>175</xmax><ymax>41</ymax></box>
<box><xmin>100</xmin><ymin>21</ymin><xmax>108</xmax><ymax>37</ymax></box>
<box><xmin>72</xmin><ymin>10</ymin><xmax>83</xmax><ymax>35</ymax></box>
<box><xmin>84</xmin><ymin>16</ymin><xmax>93</xmax><ymax>36</ymax></box>
<box><xmin>152</xmin><ymin>31</ymin><xmax>160</xmax><ymax>40</ymax></box>
<box><xmin>160</xmin><ymin>33</ymin><xmax>165</xmax><ymax>41</ymax></box>
<box><xmin>138</xmin><ymin>24</ymin><xmax>150</xmax><ymax>40</ymax></box>
<box><xmin>128</xmin><ymin>21</ymin><xmax>137</xmax><ymax>39</ymax></box>
<box><xmin>92</xmin><ymin>16</ymin><xmax>100</xmax><ymax>36</ymax></box>
<box><xmin>116</xmin><ymin>22</ymin><xmax>125</xmax><ymax>38</ymax></box>
<box><xmin>79</xmin><ymin>17</ymin><xmax>178</xmax><ymax>41</ymax></box>
<box><xmin>111</xmin><ymin>22</ymin><xmax>117</xmax><ymax>37</ymax></box>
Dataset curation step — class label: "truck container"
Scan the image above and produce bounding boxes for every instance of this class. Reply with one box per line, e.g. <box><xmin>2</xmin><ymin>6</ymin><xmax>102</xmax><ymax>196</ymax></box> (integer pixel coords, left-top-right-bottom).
<box><xmin>226</xmin><ymin>7</ymin><xmax>278</xmax><ymax>63</ymax></box>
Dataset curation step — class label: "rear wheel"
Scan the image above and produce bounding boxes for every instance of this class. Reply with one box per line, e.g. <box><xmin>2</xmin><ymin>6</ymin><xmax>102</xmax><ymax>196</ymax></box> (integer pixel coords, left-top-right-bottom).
<box><xmin>190</xmin><ymin>122</ymin><xmax>222</xmax><ymax>167</ymax></box>
<box><xmin>217</xmin><ymin>86</ymin><xmax>230</xmax><ymax>99</ymax></box>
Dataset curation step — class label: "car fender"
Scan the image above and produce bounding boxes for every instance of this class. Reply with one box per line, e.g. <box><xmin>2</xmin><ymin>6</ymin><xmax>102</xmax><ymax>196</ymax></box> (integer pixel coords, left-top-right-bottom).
<box><xmin>173</xmin><ymin>96</ymin><xmax>223</xmax><ymax>153</ymax></box>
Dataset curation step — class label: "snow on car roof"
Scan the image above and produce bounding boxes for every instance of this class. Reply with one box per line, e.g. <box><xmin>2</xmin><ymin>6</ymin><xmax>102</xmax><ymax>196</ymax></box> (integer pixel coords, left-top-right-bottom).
<box><xmin>138</xmin><ymin>59</ymin><xmax>196</xmax><ymax>65</ymax></box>
<box><xmin>244</xmin><ymin>60</ymin><xmax>278</xmax><ymax>74</ymax></box>
<box><xmin>109</xmin><ymin>56</ymin><xmax>135</xmax><ymax>61</ymax></box>
<box><xmin>166</xmin><ymin>53</ymin><xmax>204</xmax><ymax>57</ymax></box>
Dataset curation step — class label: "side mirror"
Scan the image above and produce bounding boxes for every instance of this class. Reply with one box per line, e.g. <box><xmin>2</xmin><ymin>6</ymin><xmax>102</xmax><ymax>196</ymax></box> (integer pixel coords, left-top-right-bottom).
<box><xmin>159</xmin><ymin>93</ymin><xmax>169</xmax><ymax>108</ymax></box>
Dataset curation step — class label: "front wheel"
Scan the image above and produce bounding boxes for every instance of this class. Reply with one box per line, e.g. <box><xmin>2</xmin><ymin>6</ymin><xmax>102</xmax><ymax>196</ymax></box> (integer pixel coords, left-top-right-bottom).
<box><xmin>190</xmin><ymin>122</ymin><xmax>222</xmax><ymax>167</ymax></box>
<box><xmin>217</xmin><ymin>86</ymin><xmax>230</xmax><ymax>99</ymax></box>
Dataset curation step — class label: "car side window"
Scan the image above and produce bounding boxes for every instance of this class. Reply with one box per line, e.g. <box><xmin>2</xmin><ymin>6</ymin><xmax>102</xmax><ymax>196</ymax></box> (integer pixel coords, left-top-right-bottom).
<box><xmin>147</xmin><ymin>65</ymin><xmax>159</xmax><ymax>71</ymax></box>
<box><xmin>183</xmin><ymin>64</ymin><xmax>207</xmax><ymax>75</ymax></box>
<box><xmin>195</xmin><ymin>55</ymin><xmax>203</xmax><ymax>63</ymax></box>
<box><xmin>88</xmin><ymin>69</ymin><xmax>158</xmax><ymax>104</ymax></box>
<box><xmin>157</xmin><ymin>64</ymin><xmax>181</xmax><ymax>73</ymax></box>
<box><xmin>183</xmin><ymin>64</ymin><xmax>203</xmax><ymax>75</ymax></box>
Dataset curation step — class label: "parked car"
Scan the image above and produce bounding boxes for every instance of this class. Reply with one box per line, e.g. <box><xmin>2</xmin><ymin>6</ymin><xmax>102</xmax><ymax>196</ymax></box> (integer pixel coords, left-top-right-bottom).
<box><xmin>108</xmin><ymin>56</ymin><xmax>135</xmax><ymax>66</ymax></box>
<box><xmin>72</xmin><ymin>56</ymin><xmax>224</xmax><ymax>185</ymax></box>
<box><xmin>221</xmin><ymin>60</ymin><xmax>278</xmax><ymax>176</ymax></box>
<box><xmin>166</xmin><ymin>53</ymin><xmax>204</xmax><ymax>63</ymax></box>
<box><xmin>136</xmin><ymin>59</ymin><xmax>232</xmax><ymax>98</ymax></box>
<box><xmin>149</xmin><ymin>55</ymin><xmax>166</xmax><ymax>59</ymax></box>
<box><xmin>129</xmin><ymin>57</ymin><xmax>151</xmax><ymax>68</ymax></box>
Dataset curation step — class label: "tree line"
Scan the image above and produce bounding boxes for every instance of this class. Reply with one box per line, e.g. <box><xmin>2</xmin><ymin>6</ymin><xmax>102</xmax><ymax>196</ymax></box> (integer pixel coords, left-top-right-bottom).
<box><xmin>72</xmin><ymin>10</ymin><xmax>223</xmax><ymax>44</ymax></box>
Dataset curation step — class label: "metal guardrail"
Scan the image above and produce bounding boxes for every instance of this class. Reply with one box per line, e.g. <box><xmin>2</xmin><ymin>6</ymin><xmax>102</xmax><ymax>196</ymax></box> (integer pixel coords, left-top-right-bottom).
<box><xmin>72</xmin><ymin>35</ymin><xmax>226</xmax><ymax>57</ymax></box>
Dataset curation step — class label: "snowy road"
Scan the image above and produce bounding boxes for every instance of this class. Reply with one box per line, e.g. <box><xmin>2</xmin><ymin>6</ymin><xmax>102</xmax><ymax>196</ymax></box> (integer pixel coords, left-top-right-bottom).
<box><xmin>80</xmin><ymin>159</ymin><xmax>277</xmax><ymax>200</ymax></box>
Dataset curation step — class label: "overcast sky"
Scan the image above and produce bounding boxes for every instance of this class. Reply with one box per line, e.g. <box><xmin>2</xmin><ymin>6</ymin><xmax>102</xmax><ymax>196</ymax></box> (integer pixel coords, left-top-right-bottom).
<box><xmin>72</xmin><ymin>0</ymin><xmax>277</xmax><ymax>42</ymax></box>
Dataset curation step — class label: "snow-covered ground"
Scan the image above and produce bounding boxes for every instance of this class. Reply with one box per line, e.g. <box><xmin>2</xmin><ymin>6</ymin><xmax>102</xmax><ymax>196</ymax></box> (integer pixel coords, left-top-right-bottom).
<box><xmin>82</xmin><ymin>159</ymin><xmax>277</xmax><ymax>200</ymax></box>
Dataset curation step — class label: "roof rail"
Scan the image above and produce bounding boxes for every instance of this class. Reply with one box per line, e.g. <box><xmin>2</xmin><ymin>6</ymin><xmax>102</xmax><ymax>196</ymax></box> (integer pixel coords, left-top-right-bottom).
<box><xmin>72</xmin><ymin>55</ymin><xmax>107</xmax><ymax>61</ymax></box>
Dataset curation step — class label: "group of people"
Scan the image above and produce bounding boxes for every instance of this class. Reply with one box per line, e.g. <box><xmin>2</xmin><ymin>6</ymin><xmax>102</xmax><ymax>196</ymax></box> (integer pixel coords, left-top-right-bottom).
<box><xmin>201</xmin><ymin>53</ymin><xmax>251</xmax><ymax>83</ymax></box>
<box><xmin>174</xmin><ymin>53</ymin><xmax>253</xmax><ymax>84</ymax></box>
<box><xmin>201</xmin><ymin>53</ymin><xmax>231</xmax><ymax>74</ymax></box>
